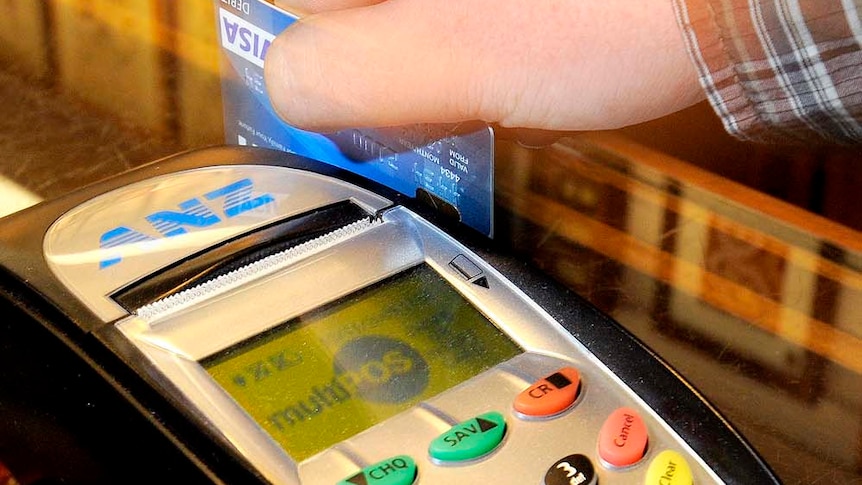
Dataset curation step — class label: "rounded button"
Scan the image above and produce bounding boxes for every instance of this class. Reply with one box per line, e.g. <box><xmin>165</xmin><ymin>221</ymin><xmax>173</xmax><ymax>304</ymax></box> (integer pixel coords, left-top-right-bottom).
<box><xmin>544</xmin><ymin>454</ymin><xmax>597</xmax><ymax>485</ymax></box>
<box><xmin>428</xmin><ymin>411</ymin><xmax>506</xmax><ymax>463</ymax></box>
<box><xmin>644</xmin><ymin>450</ymin><xmax>693</xmax><ymax>485</ymax></box>
<box><xmin>597</xmin><ymin>407</ymin><xmax>648</xmax><ymax>467</ymax></box>
<box><xmin>514</xmin><ymin>367</ymin><xmax>581</xmax><ymax>417</ymax></box>
<box><xmin>337</xmin><ymin>455</ymin><xmax>417</xmax><ymax>485</ymax></box>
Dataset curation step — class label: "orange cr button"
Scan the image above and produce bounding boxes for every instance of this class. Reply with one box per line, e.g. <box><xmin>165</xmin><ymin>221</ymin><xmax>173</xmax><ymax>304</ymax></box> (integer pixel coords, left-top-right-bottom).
<box><xmin>514</xmin><ymin>367</ymin><xmax>581</xmax><ymax>417</ymax></box>
<box><xmin>598</xmin><ymin>407</ymin><xmax>649</xmax><ymax>467</ymax></box>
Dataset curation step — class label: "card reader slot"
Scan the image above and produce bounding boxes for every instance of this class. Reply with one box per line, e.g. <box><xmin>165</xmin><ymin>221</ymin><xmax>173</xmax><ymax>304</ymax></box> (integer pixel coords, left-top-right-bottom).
<box><xmin>112</xmin><ymin>201</ymin><xmax>372</xmax><ymax>311</ymax></box>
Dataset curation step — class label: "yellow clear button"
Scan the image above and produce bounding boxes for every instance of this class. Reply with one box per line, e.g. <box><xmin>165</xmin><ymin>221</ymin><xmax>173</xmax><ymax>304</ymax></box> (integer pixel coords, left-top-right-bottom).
<box><xmin>644</xmin><ymin>450</ymin><xmax>693</xmax><ymax>485</ymax></box>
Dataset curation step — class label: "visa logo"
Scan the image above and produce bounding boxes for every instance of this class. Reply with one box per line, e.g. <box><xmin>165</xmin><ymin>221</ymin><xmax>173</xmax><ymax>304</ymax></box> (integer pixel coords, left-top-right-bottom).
<box><xmin>219</xmin><ymin>8</ymin><xmax>275</xmax><ymax>68</ymax></box>
<box><xmin>98</xmin><ymin>178</ymin><xmax>275</xmax><ymax>269</ymax></box>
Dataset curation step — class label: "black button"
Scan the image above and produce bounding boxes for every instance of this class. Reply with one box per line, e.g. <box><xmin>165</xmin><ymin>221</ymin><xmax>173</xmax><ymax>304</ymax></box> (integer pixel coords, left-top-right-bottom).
<box><xmin>545</xmin><ymin>454</ymin><xmax>596</xmax><ymax>485</ymax></box>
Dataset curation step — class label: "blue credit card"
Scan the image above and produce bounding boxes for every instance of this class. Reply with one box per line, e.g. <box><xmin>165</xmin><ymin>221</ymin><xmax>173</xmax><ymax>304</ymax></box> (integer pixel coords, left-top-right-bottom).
<box><xmin>215</xmin><ymin>0</ymin><xmax>495</xmax><ymax>237</ymax></box>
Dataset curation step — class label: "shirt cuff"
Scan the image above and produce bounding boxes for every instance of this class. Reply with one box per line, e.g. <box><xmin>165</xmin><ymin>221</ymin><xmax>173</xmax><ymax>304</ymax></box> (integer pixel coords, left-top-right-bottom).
<box><xmin>672</xmin><ymin>0</ymin><xmax>862</xmax><ymax>144</ymax></box>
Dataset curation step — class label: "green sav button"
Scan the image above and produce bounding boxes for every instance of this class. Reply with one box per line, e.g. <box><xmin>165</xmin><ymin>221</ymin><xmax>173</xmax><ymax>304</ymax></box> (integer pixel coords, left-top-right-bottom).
<box><xmin>429</xmin><ymin>411</ymin><xmax>507</xmax><ymax>462</ymax></box>
<box><xmin>339</xmin><ymin>455</ymin><xmax>417</xmax><ymax>485</ymax></box>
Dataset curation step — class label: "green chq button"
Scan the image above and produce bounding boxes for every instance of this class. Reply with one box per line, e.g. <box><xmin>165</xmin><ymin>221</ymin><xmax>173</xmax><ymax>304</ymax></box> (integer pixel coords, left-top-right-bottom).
<box><xmin>429</xmin><ymin>411</ymin><xmax>507</xmax><ymax>462</ymax></box>
<box><xmin>338</xmin><ymin>455</ymin><xmax>417</xmax><ymax>485</ymax></box>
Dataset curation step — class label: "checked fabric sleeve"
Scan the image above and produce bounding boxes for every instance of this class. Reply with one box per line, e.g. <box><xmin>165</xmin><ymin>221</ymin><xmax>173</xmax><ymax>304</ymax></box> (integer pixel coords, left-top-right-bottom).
<box><xmin>672</xmin><ymin>0</ymin><xmax>862</xmax><ymax>144</ymax></box>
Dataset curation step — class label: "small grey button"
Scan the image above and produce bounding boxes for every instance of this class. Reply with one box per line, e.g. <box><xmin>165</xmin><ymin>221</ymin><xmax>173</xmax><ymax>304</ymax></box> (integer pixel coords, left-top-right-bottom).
<box><xmin>449</xmin><ymin>254</ymin><xmax>482</xmax><ymax>280</ymax></box>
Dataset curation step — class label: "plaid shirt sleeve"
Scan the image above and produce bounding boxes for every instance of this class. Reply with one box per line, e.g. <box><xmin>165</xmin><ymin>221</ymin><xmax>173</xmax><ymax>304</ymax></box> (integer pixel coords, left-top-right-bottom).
<box><xmin>672</xmin><ymin>0</ymin><xmax>862</xmax><ymax>144</ymax></box>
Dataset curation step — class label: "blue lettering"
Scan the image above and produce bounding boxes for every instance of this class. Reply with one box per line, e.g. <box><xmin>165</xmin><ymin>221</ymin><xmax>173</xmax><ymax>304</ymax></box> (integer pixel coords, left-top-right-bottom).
<box><xmin>239</xmin><ymin>27</ymin><xmax>252</xmax><ymax>52</ymax></box>
<box><xmin>145</xmin><ymin>198</ymin><xmax>221</xmax><ymax>237</ymax></box>
<box><xmin>232</xmin><ymin>27</ymin><xmax>270</xmax><ymax>61</ymax></box>
<box><xmin>204</xmin><ymin>178</ymin><xmax>275</xmax><ymax>218</ymax></box>
<box><xmin>97</xmin><ymin>178</ymin><xmax>275</xmax><ymax>269</ymax></box>
<box><xmin>219</xmin><ymin>9</ymin><xmax>275</xmax><ymax>67</ymax></box>
<box><xmin>259</xmin><ymin>39</ymin><xmax>271</xmax><ymax>60</ymax></box>
<box><xmin>98</xmin><ymin>226</ymin><xmax>155</xmax><ymax>269</ymax></box>
<box><xmin>223</xmin><ymin>18</ymin><xmax>239</xmax><ymax>44</ymax></box>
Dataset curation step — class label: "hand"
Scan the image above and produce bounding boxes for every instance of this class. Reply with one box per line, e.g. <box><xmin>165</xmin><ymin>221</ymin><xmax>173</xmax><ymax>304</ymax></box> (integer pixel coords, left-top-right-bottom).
<box><xmin>265</xmin><ymin>0</ymin><xmax>705</xmax><ymax>133</ymax></box>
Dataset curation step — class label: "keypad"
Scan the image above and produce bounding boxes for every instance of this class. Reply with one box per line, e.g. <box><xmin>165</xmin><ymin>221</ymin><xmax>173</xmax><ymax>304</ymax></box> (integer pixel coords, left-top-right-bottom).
<box><xmin>329</xmin><ymin>355</ymin><xmax>710</xmax><ymax>484</ymax></box>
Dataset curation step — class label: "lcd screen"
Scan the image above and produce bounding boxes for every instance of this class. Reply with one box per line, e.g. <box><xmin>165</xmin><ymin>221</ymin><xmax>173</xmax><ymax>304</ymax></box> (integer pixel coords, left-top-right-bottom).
<box><xmin>203</xmin><ymin>264</ymin><xmax>522</xmax><ymax>461</ymax></box>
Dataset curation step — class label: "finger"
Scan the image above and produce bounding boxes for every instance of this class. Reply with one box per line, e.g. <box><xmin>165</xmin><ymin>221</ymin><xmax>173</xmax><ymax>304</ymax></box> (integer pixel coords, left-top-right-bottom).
<box><xmin>273</xmin><ymin>0</ymin><xmax>383</xmax><ymax>15</ymax></box>
<box><xmin>266</xmin><ymin>2</ymin><xmax>480</xmax><ymax>130</ymax></box>
<box><xmin>264</xmin><ymin>0</ymin><xmax>533</xmax><ymax>131</ymax></box>
<box><xmin>264</xmin><ymin>0</ymin><xmax>703</xmax><ymax>132</ymax></box>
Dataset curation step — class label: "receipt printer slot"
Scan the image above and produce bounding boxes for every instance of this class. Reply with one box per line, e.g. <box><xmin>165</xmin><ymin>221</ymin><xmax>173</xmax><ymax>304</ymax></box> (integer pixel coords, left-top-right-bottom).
<box><xmin>112</xmin><ymin>200</ymin><xmax>371</xmax><ymax>311</ymax></box>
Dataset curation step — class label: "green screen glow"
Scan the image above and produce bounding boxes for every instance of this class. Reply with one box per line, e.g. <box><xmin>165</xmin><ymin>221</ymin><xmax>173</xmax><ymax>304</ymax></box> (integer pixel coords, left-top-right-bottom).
<box><xmin>203</xmin><ymin>264</ymin><xmax>522</xmax><ymax>462</ymax></box>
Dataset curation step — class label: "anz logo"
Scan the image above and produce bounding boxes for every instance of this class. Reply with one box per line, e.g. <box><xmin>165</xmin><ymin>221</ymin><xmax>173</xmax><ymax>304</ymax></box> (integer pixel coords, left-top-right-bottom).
<box><xmin>98</xmin><ymin>178</ymin><xmax>275</xmax><ymax>269</ymax></box>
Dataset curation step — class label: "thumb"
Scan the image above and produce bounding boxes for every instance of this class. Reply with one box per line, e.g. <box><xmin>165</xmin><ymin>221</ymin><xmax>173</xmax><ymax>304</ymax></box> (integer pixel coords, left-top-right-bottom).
<box><xmin>264</xmin><ymin>1</ymin><xmax>502</xmax><ymax>131</ymax></box>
